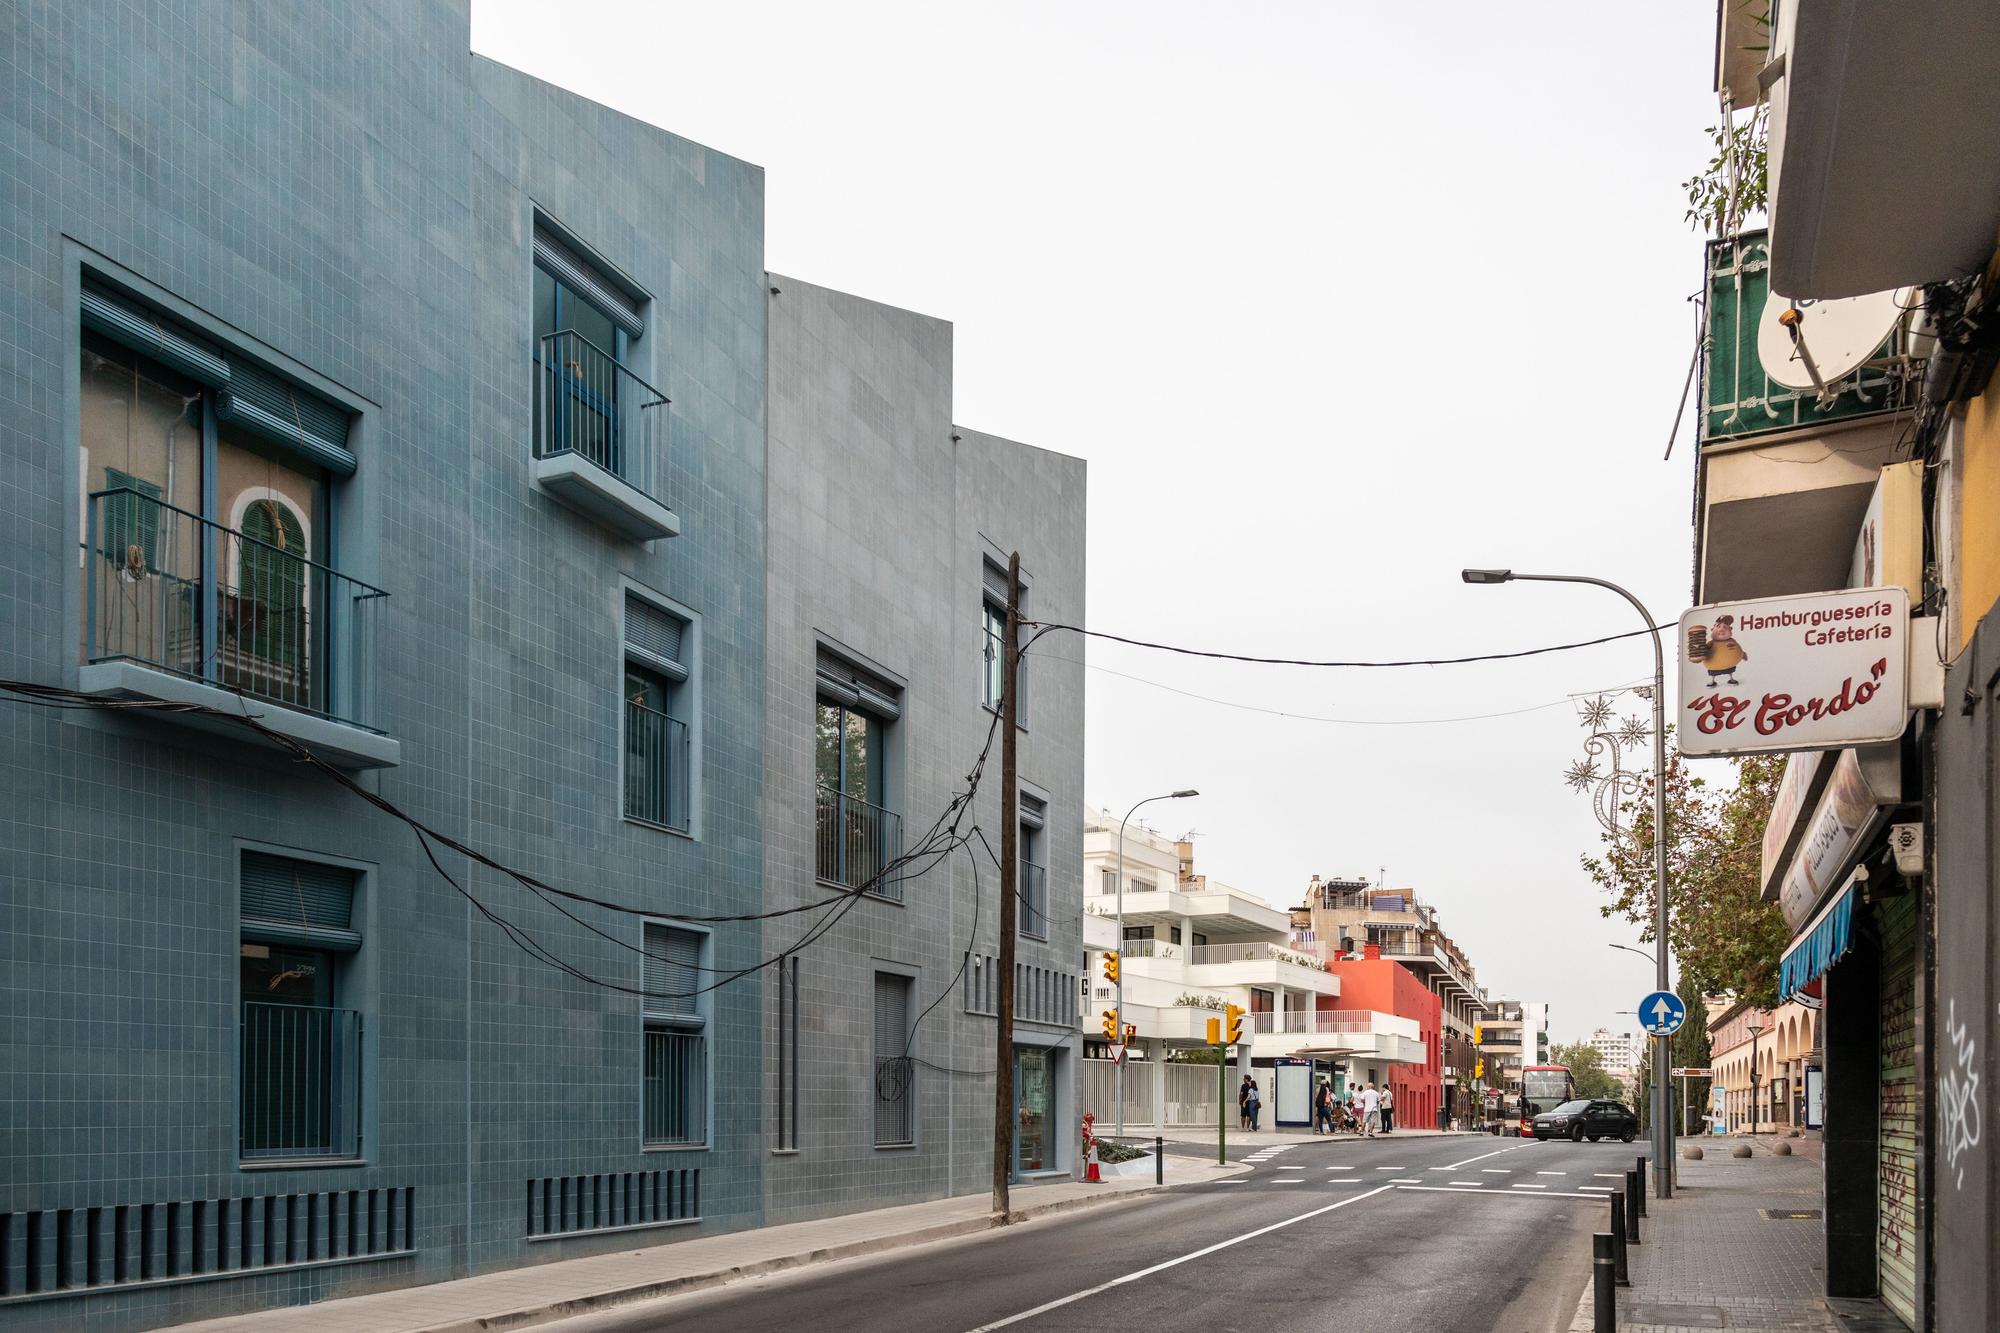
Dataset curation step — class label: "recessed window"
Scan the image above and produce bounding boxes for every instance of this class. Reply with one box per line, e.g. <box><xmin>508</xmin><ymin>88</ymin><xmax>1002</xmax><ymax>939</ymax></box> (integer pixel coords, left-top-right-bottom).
<box><xmin>642</xmin><ymin>923</ymin><xmax>709</xmax><ymax>1148</ymax></box>
<box><xmin>979</xmin><ymin>559</ymin><xmax>1027</xmax><ymax>718</ymax></box>
<box><xmin>873</xmin><ymin>972</ymin><xmax>914</xmax><ymax>1148</ymax></box>
<box><xmin>78</xmin><ymin>285</ymin><xmax>382</xmax><ymax>731</ymax></box>
<box><xmin>624</xmin><ymin>593</ymin><xmax>693</xmax><ymax>832</ymax></box>
<box><xmin>238</xmin><ymin>851</ymin><xmax>363</xmax><ymax>1164</ymax></box>
<box><xmin>1019</xmin><ymin>793</ymin><xmax>1048</xmax><ymax>940</ymax></box>
<box><xmin>815</xmin><ymin>652</ymin><xmax>902</xmax><ymax>898</ymax></box>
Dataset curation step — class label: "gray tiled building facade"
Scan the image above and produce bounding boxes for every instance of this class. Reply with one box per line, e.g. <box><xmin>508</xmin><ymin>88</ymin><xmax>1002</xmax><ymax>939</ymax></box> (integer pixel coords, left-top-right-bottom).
<box><xmin>0</xmin><ymin>2</ymin><xmax>1083</xmax><ymax>1327</ymax></box>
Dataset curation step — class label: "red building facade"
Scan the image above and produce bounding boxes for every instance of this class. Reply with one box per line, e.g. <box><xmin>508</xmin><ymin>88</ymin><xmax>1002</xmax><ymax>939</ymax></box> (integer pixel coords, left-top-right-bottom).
<box><xmin>1322</xmin><ymin>950</ymin><xmax>1443</xmax><ymax>1130</ymax></box>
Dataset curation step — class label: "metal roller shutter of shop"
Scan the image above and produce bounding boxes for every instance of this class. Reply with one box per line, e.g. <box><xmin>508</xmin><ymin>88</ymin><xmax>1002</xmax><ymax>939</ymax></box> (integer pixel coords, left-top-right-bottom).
<box><xmin>1876</xmin><ymin>894</ymin><xmax>1919</xmax><ymax>1326</ymax></box>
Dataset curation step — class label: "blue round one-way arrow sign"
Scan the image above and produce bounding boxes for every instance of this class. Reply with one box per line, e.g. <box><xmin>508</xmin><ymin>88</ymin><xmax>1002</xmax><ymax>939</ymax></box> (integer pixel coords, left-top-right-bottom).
<box><xmin>1640</xmin><ymin>990</ymin><xmax>1686</xmax><ymax>1036</ymax></box>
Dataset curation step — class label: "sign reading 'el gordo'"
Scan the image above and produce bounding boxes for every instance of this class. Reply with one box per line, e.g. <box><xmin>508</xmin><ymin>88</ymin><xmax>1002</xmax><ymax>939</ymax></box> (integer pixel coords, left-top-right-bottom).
<box><xmin>1678</xmin><ymin>587</ymin><xmax>1909</xmax><ymax>757</ymax></box>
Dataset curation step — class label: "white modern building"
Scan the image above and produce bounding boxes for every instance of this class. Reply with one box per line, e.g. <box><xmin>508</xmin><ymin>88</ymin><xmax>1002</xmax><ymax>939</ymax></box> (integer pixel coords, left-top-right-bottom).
<box><xmin>1079</xmin><ymin>812</ymin><xmax>1423</xmax><ymax>1130</ymax></box>
<box><xmin>1587</xmin><ymin>1028</ymin><xmax>1642</xmax><ymax>1080</ymax></box>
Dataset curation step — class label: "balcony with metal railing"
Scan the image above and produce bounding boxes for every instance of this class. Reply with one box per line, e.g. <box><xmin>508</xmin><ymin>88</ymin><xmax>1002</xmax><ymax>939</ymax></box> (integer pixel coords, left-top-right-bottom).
<box><xmin>240</xmin><ymin>1002</ymin><xmax>363</xmax><ymax>1162</ymax></box>
<box><xmin>80</xmin><ymin>487</ymin><xmax>397</xmax><ymax>768</ymax></box>
<box><xmin>815</xmin><ymin>785</ymin><xmax>904</xmax><ymax>900</ymax></box>
<box><xmin>533</xmin><ymin>330</ymin><xmax>680</xmax><ymax>541</ymax></box>
<box><xmin>1188</xmin><ymin>941</ymin><xmax>1325</xmax><ymax>971</ymax></box>
<box><xmin>624</xmin><ymin>700</ymin><xmax>690</xmax><ymax>832</ymax></box>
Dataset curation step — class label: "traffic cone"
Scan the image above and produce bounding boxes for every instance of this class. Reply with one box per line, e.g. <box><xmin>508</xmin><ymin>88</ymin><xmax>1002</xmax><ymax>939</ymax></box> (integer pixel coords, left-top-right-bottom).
<box><xmin>1086</xmin><ymin>1140</ymin><xmax>1101</xmax><ymax>1182</ymax></box>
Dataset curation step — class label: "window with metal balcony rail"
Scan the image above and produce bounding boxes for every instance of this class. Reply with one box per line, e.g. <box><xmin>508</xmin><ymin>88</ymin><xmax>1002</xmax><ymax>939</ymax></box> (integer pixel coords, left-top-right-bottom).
<box><xmin>531</xmin><ymin>330</ymin><xmax>677</xmax><ymax>541</ymax></box>
<box><xmin>239</xmin><ymin>1001</ymin><xmax>363</xmax><ymax>1161</ymax></box>
<box><xmin>1019</xmin><ymin>861</ymin><xmax>1048</xmax><ymax>940</ymax></box>
<box><xmin>624</xmin><ymin>698</ymin><xmax>690</xmax><ymax>832</ymax></box>
<box><xmin>84</xmin><ymin>487</ymin><xmax>387</xmax><ymax>732</ymax></box>
<box><xmin>815</xmin><ymin>785</ymin><xmax>903</xmax><ymax>899</ymax></box>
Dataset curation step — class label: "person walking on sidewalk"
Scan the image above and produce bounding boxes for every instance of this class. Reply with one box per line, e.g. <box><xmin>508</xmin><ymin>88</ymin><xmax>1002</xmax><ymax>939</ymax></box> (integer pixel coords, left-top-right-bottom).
<box><xmin>1360</xmin><ymin>1082</ymin><xmax>1381</xmax><ymax>1137</ymax></box>
<box><xmin>1312</xmin><ymin>1078</ymin><xmax>1334</xmax><ymax>1135</ymax></box>
<box><xmin>1238</xmin><ymin>1075</ymin><xmax>1254</xmax><ymax>1131</ymax></box>
<box><xmin>1379</xmin><ymin>1084</ymin><xmax>1395</xmax><ymax>1134</ymax></box>
<box><xmin>1247</xmin><ymin>1077</ymin><xmax>1263</xmax><ymax>1131</ymax></box>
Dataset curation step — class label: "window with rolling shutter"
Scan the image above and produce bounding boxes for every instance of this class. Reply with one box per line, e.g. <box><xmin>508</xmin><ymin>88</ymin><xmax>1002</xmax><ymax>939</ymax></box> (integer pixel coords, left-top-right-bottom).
<box><xmin>625</xmin><ymin>596</ymin><xmax>688</xmax><ymax>680</ymax></box>
<box><xmin>642</xmin><ymin>922</ymin><xmax>709</xmax><ymax>1148</ymax></box>
<box><xmin>873</xmin><ymin>972</ymin><xmax>914</xmax><ymax>1146</ymax></box>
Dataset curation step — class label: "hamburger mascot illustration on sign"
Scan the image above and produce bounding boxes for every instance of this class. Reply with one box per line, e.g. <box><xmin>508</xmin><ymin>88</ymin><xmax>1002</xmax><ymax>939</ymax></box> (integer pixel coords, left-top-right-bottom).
<box><xmin>1687</xmin><ymin>614</ymin><xmax>1748</xmax><ymax>687</ymax></box>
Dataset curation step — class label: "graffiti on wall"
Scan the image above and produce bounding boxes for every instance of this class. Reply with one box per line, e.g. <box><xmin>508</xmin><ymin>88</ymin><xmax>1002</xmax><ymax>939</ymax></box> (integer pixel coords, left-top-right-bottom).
<box><xmin>1940</xmin><ymin>998</ymin><xmax>1985</xmax><ymax>1191</ymax></box>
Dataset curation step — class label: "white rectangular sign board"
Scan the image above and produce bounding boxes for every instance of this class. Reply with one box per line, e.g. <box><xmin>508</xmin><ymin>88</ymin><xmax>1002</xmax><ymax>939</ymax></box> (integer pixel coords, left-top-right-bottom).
<box><xmin>1679</xmin><ymin>588</ymin><xmax>1909</xmax><ymax>757</ymax></box>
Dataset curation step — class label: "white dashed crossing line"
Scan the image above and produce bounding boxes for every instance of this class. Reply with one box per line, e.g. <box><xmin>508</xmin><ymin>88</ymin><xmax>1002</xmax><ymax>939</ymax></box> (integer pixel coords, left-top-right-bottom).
<box><xmin>1389</xmin><ymin>1178</ymin><xmax>1422</xmax><ymax>1184</ymax></box>
<box><xmin>1481</xmin><ymin>1169</ymin><xmax>1512</xmax><ymax>1174</ymax></box>
<box><xmin>1448</xmin><ymin>1180</ymin><xmax>1482</xmax><ymax>1186</ymax></box>
<box><xmin>1537</xmin><ymin>1171</ymin><xmax>1566</xmax><ymax>1176</ymax></box>
<box><xmin>1511</xmin><ymin>1184</ymin><xmax>1548</xmax><ymax>1190</ymax></box>
<box><xmin>1581</xmin><ymin>1186</ymin><xmax>1617</xmax><ymax>1193</ymax></box>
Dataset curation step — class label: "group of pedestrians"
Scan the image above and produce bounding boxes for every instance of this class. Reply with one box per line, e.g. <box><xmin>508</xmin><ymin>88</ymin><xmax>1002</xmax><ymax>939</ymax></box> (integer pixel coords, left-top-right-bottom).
<box><xmin>1310</xmin><ymin>1077</ymin><xmax>1395</xmax><ymax>1136</ymax></box>
<box><xmin>1235</xmin><ymin>1075</ymin><xmax>1396</xmax><ymax>1136</ymax></box>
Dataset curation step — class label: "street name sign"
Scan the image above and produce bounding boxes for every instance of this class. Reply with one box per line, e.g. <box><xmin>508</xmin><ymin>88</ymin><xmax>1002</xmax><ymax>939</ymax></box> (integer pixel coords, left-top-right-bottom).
<box><xmin>1639</xmin><ymin>990</ymin><xmax>1686</xmax><ymax>1036</ymax></box>
<box><xmin>1671</xmin><ymin>1067</ymin><xmax>1712</xmax><ymax>1078</ymax></box>
<box><xmin>1678</xmin><ymin>588</ymin><xmax>1909</xmax><ymax>757</ymax></box>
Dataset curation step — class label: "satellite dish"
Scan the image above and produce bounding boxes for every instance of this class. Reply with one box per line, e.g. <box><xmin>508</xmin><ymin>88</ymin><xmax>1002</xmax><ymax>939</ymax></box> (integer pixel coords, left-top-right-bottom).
<box><xmin>1756</xmin><ymin>288</ymin><xmax>1909</xmax><ymax>393</ymax></box>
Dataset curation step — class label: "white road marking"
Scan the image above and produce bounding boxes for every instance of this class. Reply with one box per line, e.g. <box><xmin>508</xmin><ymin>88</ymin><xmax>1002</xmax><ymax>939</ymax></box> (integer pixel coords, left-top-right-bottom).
<box><xmin>1374</xmin><ymin>1167</ymin><xmax>1404</xmax><ymax>1171</ymax></box>
<box><xmin>1448</xmin><ymin>1180</ymin><xmax>1483</xmax><ymax>1186</ymax></box>
<box><xmin>1511</xmin><ymin>1184</ymin><xmax>1548</xmax><ymax>1190</ymax></box>
<box><xmin>1580</xmin><ymin>1186</ymin><xmax>1617</xmax><ymax>1193</ymax></box>
<box><xmin>964</xmin><ymin>1185</ymin><xmax>1396</xmax><ymax>1331</ymax></box>
<box><xmin>1389</xmin><ymin>1178</ymin><xmax>1423</xmax><ymax>1184</ymax></box>
<box><xmin>1594</xmin><ymin>1173</ymin><xmax>1626</xmax><ymax>1178</ymax></box>
<box><xmin>1211</xmin><ymin>1179</ymin><xmax>1246</xmax><ymax>1185</ymax></box>
<box><xmin>1398</xmin><ymin>1185</ymin><xmax>1602</xmax><ymax>1199</ymax></box>
<box><xmin>1272</xmin><ymin>1179</ymin><xmax>1304</xmax><ymax>1184</ymax></box>
<box><xmin>1438</xmin><ymin>1145</ymin><xmax>1525</xmax><ymax>1169</ymax></box>
<box><xmin>1481</xmin><ymin>1169</ymin><xmax>1513</xmax><ymax>1174</ymax></box>
<box><xmin>1537</xmin><ymin>1171</ymin><xmax>1566</xmax><ymax>1176</ymax></box>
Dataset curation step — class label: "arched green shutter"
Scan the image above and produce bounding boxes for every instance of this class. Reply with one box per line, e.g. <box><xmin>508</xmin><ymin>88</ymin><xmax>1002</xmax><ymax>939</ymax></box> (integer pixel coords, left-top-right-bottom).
<box><xmin>239</xmin><ymin>499</ymin><xmax>308</xmax><ymax>677</ymax></box>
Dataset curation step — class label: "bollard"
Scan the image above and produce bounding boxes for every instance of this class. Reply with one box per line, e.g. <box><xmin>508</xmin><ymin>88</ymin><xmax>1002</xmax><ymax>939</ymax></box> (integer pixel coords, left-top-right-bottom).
<box><xmin>1634</xmin><ymin>1155</ymin><xmax>1647</xmax><ymax>1216</ymax></box>
<box><xmin>1624</xmin><ymin>1171</ymin><xmax>1641</xmax><ymax>1244</ymax></box>
<box><xmin>1155</xmin><ymin>1135</ymin><xmax>1164</xmax><ymax>1185</ymax></box>
<box><xmin>1592</xmin><ymin>1233</ymin><xmax>1618</xmax><ymax>1331</ymax></box>
<box><xmin>1609</xmin><ymin>1192</ymin><xmax>1629</xmax><ymax>1286</ymax></box>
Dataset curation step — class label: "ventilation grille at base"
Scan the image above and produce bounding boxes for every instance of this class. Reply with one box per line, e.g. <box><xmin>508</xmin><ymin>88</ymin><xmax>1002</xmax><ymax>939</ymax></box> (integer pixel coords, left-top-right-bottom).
<box><xmin>527</xmin><ymin>1169</ymin><xmax>699</xmax><ymax>1239</ymax></box>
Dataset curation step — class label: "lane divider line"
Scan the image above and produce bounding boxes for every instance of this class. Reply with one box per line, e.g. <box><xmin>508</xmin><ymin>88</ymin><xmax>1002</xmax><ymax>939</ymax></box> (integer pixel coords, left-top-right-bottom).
<box><xmin>1481</xmin><ymin>1169</ymin><xmax>1513</xmax><ymax>1174</ymax></box>
<box><xmin>1537</xmin><ymin>1171</ymin><xmax>1566</xmax><ymax>1176</ymax></box>
<box><xmin>1398</xmin><ymin>1185</ymin><xmax>1602</xmax><ymax>1199</ymax></box>
<box><xmin>1438</xmin><ymin>1145</ymin><xmax>1526</xmax><ymax>1169</ymax></box>
<box><xmin>1511</xmin><ymin>1184</ymin><xmax>1548</xmax><ymax>1190</ymax></box>
<box><xmin>1448</xmin><ymin>1180</ymin><xmax>1483</xmax><ymax>1186</ymax></box>
<box><xmin>964</xmin><ymin>1185</ymin><xmax>1397</xmax><ymax>1332</ymax></box>
<box><xmin>1389</xmin><ymin>1178</ymin><xmax>1423</xmax><ymax>1184</ymax></box>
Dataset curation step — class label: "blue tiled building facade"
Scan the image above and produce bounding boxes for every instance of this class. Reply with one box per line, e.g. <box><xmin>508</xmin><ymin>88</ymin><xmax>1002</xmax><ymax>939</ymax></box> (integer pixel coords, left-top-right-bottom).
<box><xmin>0</xmin><ymin>2</ymin><xmax>1084</xmax><ymax>1327</ymax></box>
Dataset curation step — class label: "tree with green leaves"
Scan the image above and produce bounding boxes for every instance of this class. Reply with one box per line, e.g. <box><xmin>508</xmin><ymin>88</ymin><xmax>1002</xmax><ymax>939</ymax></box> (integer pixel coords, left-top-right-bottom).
<box><xmin>1582</xmin><ymin>731</ymin><xmax>1791</xmax><ymax>1008</ymax></box>
<box><xmin>1550</xmin><ymin>1041</ymin><xmax>1624</xmax><ymax>1101</ymax></box>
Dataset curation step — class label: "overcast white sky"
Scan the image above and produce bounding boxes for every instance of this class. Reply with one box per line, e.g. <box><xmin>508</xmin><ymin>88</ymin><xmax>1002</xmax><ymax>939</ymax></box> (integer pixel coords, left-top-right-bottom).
<box><xmin>473</xmin><ymin>1</ymin><xmax>1719</xmax><ymax>1047</ymax></box>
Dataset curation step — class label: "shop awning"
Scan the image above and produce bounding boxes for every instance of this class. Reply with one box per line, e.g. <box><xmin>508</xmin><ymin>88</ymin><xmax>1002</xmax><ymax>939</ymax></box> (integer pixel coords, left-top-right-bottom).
<box><xmin>1779</xmin><ymin>879</ymin><xmax>1859</xmax><ymax>1000</ymax></box>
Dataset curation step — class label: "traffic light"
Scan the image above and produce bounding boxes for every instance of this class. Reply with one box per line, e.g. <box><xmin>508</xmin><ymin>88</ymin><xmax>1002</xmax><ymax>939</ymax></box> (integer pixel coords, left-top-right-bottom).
<box><xmin>1474</xmin><ymin>1058</ymin><xmax>1485</xmax><ymax>1079</ymax></box>
<box><xmin>1124</xmin><ymin>1023</ymin><xmax>1137</xmax><ymax>1044</ymax></box>
<box><xmin>1206</xmin><ymin>1016</ymin><xmax>1222</xmax><ymax>1045</ymax></box>
<box><xmin>1101</xmin><ymin>951</ymin><xmax>1120</xmax><ymax>985</ymax></box>
<box><xmin>1224</xmin><ymin>1003</ymin><xmax>1245</xmax><ymax>1045</ymax></box>
<box><xmin>1474</xmin><ymin>1023</ymin><xmax>1483</xmax><ymax>1044</ymax></box>
<box><xmin>1101</xmin><ymin>1009</ymin><xmax>1118</xmax><ymax>1040</ymax></box>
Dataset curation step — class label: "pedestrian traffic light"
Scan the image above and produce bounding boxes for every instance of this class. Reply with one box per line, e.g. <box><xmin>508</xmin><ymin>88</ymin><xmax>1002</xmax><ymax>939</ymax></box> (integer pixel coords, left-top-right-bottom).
<box><xmin>1101</xmin><ymin>1009</ymin><xmax>1118</xmax><ymax>1040</ymax></box>
<box><xmin>1124</xmin><ymin>1023</ymin><xmax>1137</xmax><ymax>1044</ymax></box>
<box><xmin>1206</xmin><ymin>1016</ymin><xmax>1222</xmax><ymax>1045</ymax></box>
<box><xmin>1224</xmin><ymin>1003</ymin><xmax>1245</xmax><ymax>1044</ymax></box>
<box><xmin>1101</xmin><ymin>951</ymin><xmax>1120</xmax><ymax>985</ymax></box>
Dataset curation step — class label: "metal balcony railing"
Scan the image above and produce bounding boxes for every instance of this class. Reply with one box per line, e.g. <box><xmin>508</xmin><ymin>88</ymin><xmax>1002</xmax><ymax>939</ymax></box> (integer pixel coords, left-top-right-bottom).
<box><xmin>815</xmin><ymin>785</ymin><xmax>903</xmax><ymax>899</ymax></box>
<box><xmin>240</xmin><ymin>1002</ymin><xmax>363</xmax><ymax>1161</ymax></box>
<box><xmin>624</xmin><ymin>701</ymin><xmax>690</xmax><ymax>831</ymax></box>
<box><xmin>1120</xmin><ymin>939</ymin><xmax>1179</xmax><ymax>960</ymax></box>
<box><xmin>85</xmin><ymin>488</ymin><xmax>387</xmax><ymax>730</ymax></box>
<box><xmin>534</xmin><ymin>330</ymin><xmax>670</xmax><ymax>504</ymax></box>
<box><xmin>1188</xmin><ymin>942</ymin><xmax>1324</xmax><ymax>970</ymax></box>
<box><xmin>1248</xmin><ymin>1009</ymin><xmax>1400</xmax><ymax>1037</ymax></box>
<box><xmin>1019</xmin><ymin>861</ymin><xmax>1048</xmax><ymax>939</ymax></box>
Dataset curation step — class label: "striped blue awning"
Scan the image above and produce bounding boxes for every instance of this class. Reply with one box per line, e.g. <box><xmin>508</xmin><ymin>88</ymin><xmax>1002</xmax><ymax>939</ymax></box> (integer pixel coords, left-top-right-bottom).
<box><xmin>1779</xmin><ymin>880</ymin><xmax>1858</xmax><ymax>1000</ymax></box>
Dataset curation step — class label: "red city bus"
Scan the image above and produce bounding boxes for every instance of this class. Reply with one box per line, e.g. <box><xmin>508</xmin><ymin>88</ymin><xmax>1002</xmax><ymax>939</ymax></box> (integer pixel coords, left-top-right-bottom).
<box><xmin>1519</xmin><ymin>1064</ymin><xmax>1575</xmax><ymax>1136</ymax></box>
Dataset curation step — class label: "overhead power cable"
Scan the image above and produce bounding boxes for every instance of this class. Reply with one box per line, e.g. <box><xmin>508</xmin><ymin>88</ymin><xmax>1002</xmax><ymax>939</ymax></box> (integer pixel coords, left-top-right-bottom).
<box><xmin>1023</xmin><ymin>620</ymin><xmax>1669</xmax><ymax>668</ymax></box>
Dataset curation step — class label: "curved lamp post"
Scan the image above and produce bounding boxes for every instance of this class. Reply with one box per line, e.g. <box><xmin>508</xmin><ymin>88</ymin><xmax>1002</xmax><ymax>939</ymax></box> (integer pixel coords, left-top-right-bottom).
<box><xmin>1464</xmin><ymin>568</ymin><xmax>1672</xmax><ymax>1198</ymax></box>
<box><xmin>1115</xmin><ymin>790</ymin><xmax>1198</xmax><ymax>1140</ymax></box>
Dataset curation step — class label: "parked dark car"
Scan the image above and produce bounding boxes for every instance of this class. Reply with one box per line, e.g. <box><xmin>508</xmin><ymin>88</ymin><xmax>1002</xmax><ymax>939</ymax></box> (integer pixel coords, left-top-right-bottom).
<box><xmin>1531</xmin><ymin>1098</ymin><xmax>1638</xmax><ymax>1142</ymax></box>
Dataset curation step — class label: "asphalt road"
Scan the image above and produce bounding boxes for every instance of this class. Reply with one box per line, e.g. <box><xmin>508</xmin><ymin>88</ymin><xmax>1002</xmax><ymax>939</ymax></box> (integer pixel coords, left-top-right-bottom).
<box><xmin>543</xmin><ymin>1134</ymin><xmax>1651</xmax><ymax>1333</ymax></box>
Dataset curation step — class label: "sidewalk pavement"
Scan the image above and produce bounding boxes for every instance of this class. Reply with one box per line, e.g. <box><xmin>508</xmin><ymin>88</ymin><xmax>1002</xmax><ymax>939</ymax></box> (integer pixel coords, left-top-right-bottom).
<box><xmin>174</xmin><ymin>1156</ymin><xmax>1244</xmax><ymax>1333</ymax></box>
<box><xmin>1566</xmin><ymin>1138</ymin><xmax>1897</xmax><ymax>1333</ymax></box>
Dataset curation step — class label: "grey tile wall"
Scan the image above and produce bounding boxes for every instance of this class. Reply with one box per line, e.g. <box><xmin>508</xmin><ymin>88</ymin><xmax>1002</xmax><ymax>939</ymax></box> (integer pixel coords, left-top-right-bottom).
<box><xmin>763</xmin><ymin>277</ymin><xmax>1087</xmax><ymax>1222</ymax></box>
<box><xmin>0</xmin><ymin>2</ymin><xmax>767</xmax><ymax>1326</ymax></box>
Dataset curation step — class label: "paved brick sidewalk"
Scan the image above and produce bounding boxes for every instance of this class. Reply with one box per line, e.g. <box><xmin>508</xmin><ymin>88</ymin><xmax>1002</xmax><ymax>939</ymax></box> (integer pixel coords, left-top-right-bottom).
<box><xmin>1568</xmin><ymin>1140</ymin><xmax>1844</xmax><ymax>1332</ymax></box>
<box><xmin>171</xmin><ymin>1157</ymin><xmax>1242</xmax><ymax>1333</ymax></box>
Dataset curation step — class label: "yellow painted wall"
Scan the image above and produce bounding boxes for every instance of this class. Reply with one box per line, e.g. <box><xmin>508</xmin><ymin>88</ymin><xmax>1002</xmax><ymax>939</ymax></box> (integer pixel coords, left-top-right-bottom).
<box><xmin>1960</xmin><ymin>389</ymin><xmax>2000</xmax><ymax>652</ymax></box>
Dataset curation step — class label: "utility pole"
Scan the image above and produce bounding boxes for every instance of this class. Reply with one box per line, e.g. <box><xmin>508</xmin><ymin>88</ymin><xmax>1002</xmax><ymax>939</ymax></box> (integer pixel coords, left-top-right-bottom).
<box><xmin>992</xmin><ymin>552</ymin><xmax>1021</xmax><ymax>1221</ymax></box>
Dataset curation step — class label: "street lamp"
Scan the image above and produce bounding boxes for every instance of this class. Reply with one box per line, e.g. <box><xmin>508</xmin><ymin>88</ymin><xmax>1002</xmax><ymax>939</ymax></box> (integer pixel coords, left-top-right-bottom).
<box><xmin>1608</xmin><ymin>943</ymin><xmax>1655</xmax><ymax>966</ymax></box>
<box><xmin>1114</xmin><ymin>789</ymin><xmax>1198</xmax><ymax>1140</ymax></box>
<box><xmin>1747</xmin><ymin>1021</ymin><xmax>1765</xmax><ymax>1135</ymax></box>
<box><xmin>1463</xmin><ymin>567</ymin><xmax>1672</xmax><ymax>1198</ymax></box>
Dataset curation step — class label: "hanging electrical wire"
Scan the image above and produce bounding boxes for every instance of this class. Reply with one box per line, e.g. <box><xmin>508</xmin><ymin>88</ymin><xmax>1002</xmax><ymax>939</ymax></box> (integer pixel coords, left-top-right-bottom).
<box><xmin>1023</xmin><ymin>620</ymin><xmax>1668</xmax><ymax>668</ymax></box>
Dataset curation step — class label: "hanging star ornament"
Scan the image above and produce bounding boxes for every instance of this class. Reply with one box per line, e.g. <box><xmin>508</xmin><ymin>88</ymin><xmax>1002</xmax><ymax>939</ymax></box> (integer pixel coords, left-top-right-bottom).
<box><xmin>1617</xmin><ymin>716</ymin><xmax>1651</xmax><ymax>750</ymax></box>
<box><xmin>1563</xmin><ymin>758</ymin><xmax>1600</xmax><ymax>791</ymax></box>
<box><xmin>1579</xmin><ymin>696</ymin><xmax>1616</xmax><ymax>730</ymax></box>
